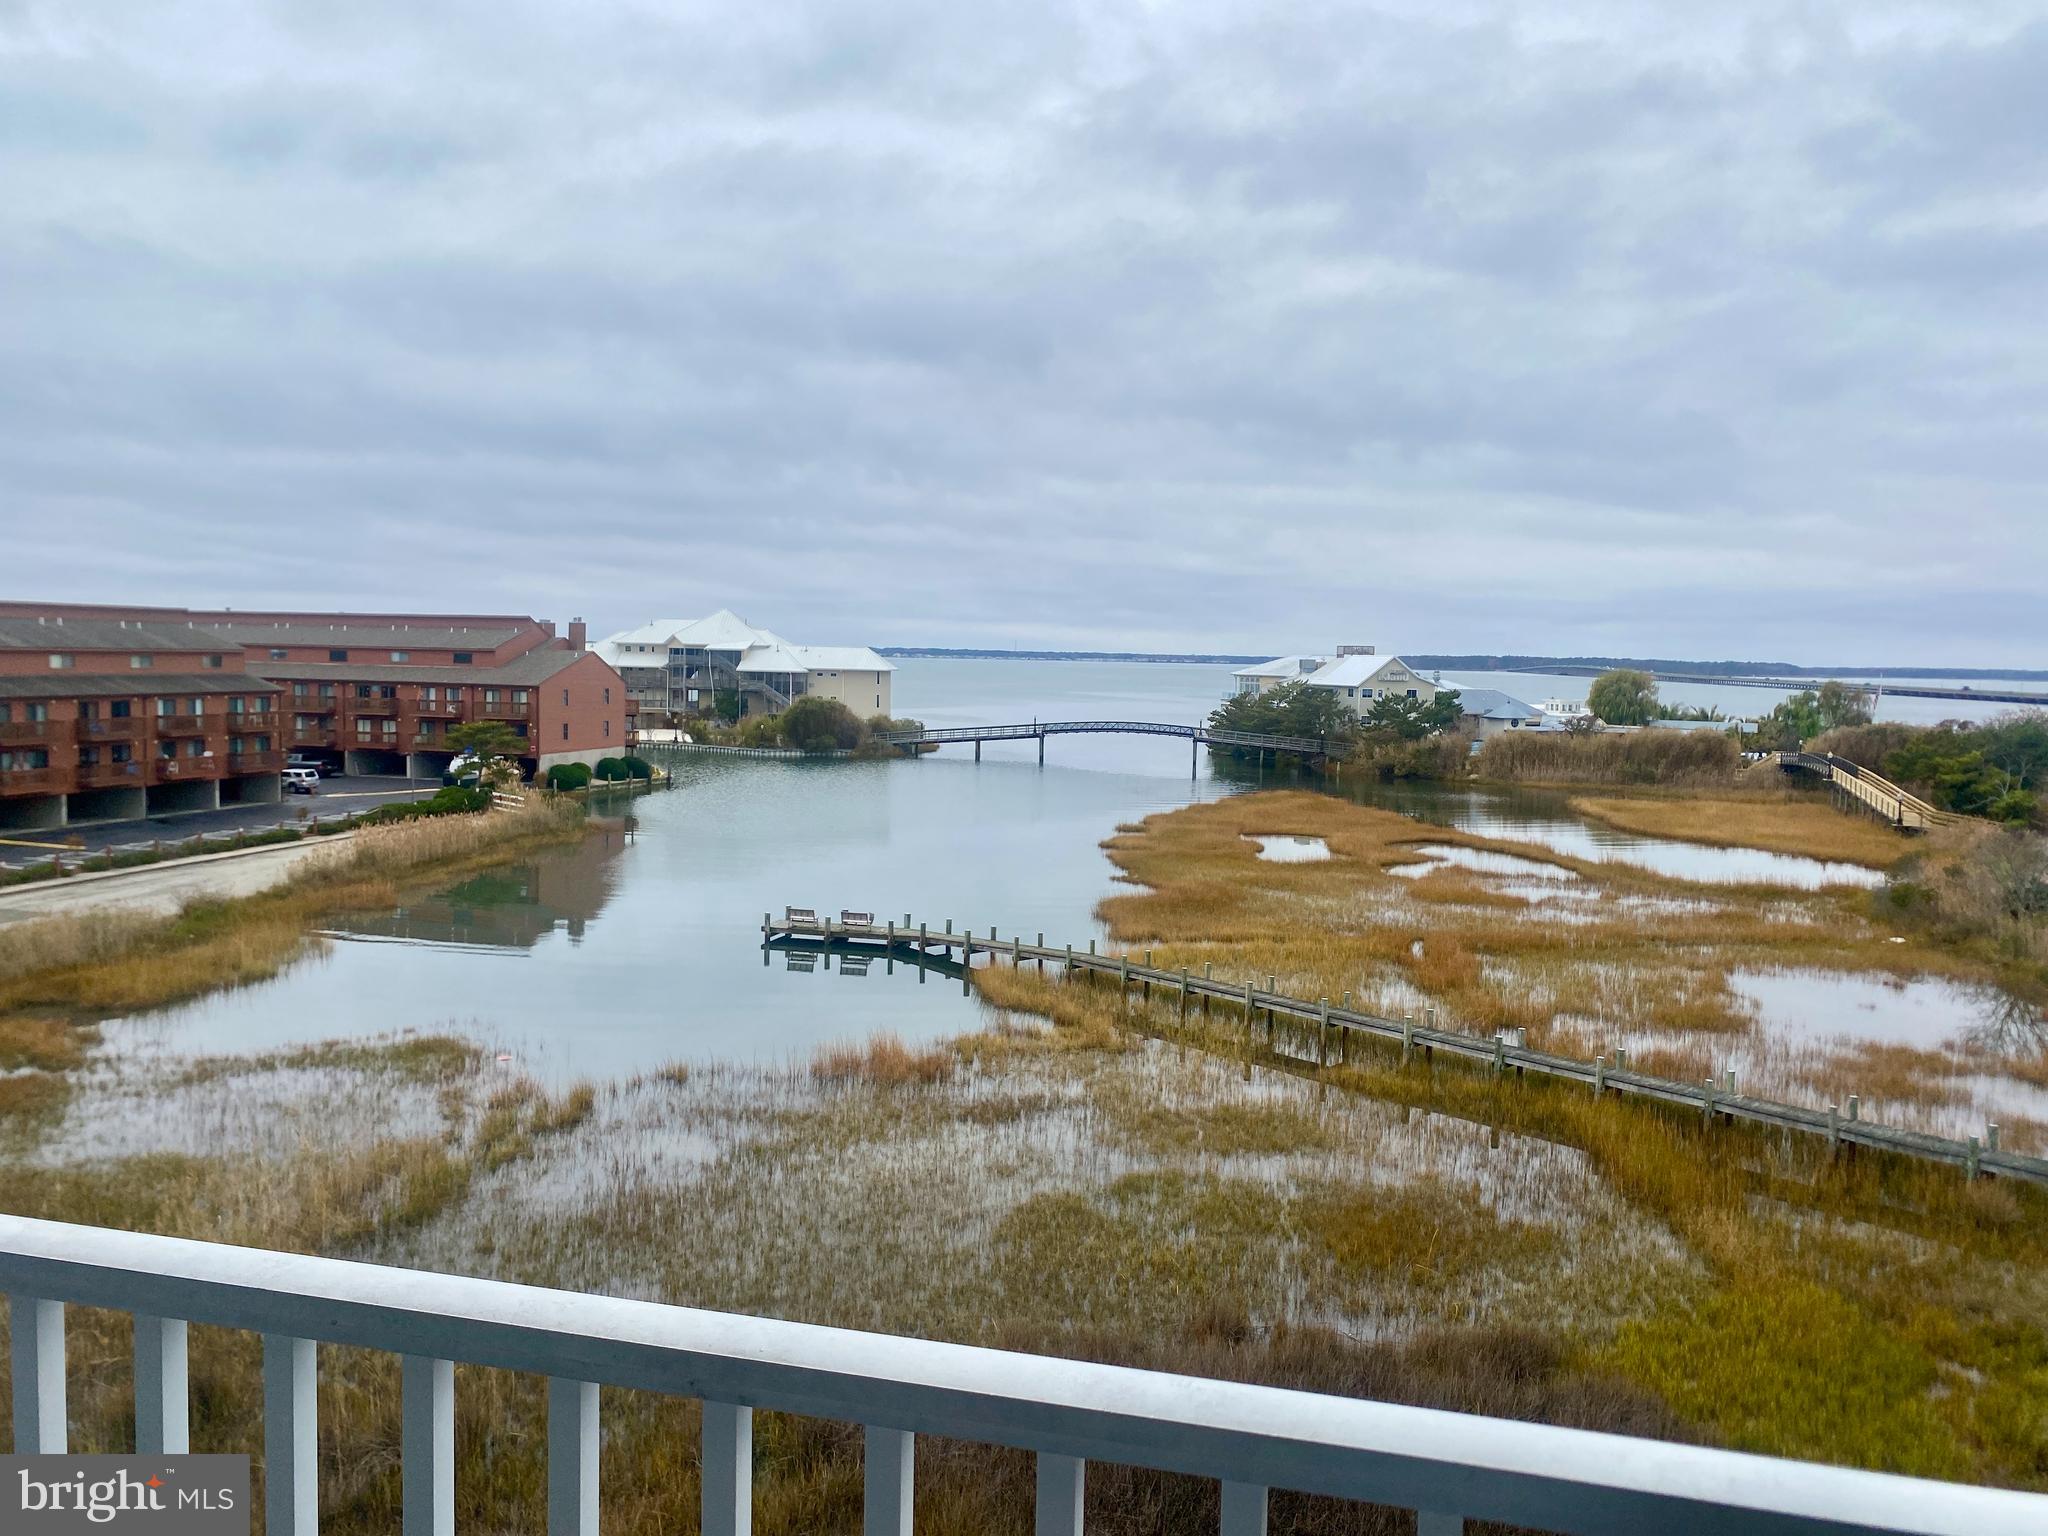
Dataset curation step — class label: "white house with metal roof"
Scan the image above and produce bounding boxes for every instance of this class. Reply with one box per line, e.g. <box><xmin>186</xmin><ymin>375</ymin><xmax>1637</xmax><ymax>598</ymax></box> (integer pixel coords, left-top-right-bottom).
<box><xmin>1229</xmin><ymin>655</ymin><xmax>1328</xmax><ymax>697</ymax></box>
<box><xmin>1302</xmin><ymin>651</ymin><xmax>1441</xmax><ymax>719</ymax></box>
<box><xmin>595</xmin><ymin>611</ymin><xmax>893</xmax><ymax>718</ymax></box>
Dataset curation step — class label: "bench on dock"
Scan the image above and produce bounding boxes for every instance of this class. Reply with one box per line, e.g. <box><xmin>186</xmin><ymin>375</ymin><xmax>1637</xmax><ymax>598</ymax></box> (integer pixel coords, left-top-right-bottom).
<box><xmin>840</xmin><ymin>909</ymin><xmax>876</xmax><ymax>927</ymax></box>
<box><xmin>785</xmin><ymin>906</ymin><xmax>818</xmax><ymax>925</ymax></box>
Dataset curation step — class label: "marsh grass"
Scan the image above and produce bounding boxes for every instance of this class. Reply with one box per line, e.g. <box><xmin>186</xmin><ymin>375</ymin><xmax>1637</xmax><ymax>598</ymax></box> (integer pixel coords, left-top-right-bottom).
<box><xmin>974</xmin><ymin>794</ymin><xmax>2048</xmax><ymax>1486</ymax></box>
<box><xmin>1570</xmin><ymin>793</ymin><xmax>1910</xmax><ymax>869</ymax></box>
<box><xmin>810</xmin><ymin>1032</ymin><xmax>957</xmax><ymax>1086</ymax></box>
<box><xmin>0</xmin><ymin>800</ymin><xmax>587</xmax><ymax>1017</ymax></box>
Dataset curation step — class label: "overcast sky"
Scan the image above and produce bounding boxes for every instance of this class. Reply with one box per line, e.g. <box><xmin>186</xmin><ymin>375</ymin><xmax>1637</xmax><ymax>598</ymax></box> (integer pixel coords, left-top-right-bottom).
<box><xmin>3</xmin><ymin>2</ymin><xmax>2043</xmax><ymax>664</ymax></box>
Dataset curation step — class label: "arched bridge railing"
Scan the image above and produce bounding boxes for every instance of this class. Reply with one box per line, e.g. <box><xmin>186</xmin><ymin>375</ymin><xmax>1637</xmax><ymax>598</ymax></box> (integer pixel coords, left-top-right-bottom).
<box><xmin>873</xmin><ymin>720</ymin><xmax>1333</xmax><ymax>757</ymax></box>
<box><xmin>1774</xmin><ymin>752</ymin><xmax>1962</xmax><ymax>831</ymax></box>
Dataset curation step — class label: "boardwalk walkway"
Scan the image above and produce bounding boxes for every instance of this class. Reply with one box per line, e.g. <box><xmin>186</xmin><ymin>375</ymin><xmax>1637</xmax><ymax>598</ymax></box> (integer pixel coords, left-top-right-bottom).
<box><xmin>765</xmin><ymin>910</ymin><xmax>2045</xmax><ymax>1187</ymax></box>
<box><xmin>1774</xmin><ymin>751</ymin><xmax>1963</xmax><ymax>831</ymax></box>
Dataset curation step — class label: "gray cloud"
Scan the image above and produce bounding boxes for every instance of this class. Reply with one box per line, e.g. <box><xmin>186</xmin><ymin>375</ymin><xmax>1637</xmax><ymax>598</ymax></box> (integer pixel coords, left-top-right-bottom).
<box><xmin>1</xmin><ymin>0</ymin><xmax>2043</xmax><ymax>664</ymax></box>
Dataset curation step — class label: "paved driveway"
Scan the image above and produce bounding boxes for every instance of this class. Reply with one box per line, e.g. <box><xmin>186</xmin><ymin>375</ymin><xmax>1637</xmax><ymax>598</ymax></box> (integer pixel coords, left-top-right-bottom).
<box><xmin>0</xmin><ymin>775</ymin><xmax>439</xmax><ymax>870</ymax></box>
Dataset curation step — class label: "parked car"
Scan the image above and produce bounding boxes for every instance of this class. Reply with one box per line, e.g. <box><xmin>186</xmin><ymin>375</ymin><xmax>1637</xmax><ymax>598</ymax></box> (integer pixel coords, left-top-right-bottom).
<box><xmin>443</xmin><ymin>752</ymin><xmax>482</xmax><ymax>787</ymax></box>
<box><xmin>283</xmin><ymin>767</ymin><xmax>320</xmax><ymax>795</ymax></box>
<box><xmin>285</xmin><ymin>754</ymin><xmax>330</xmax><ymax>778</ymax></box>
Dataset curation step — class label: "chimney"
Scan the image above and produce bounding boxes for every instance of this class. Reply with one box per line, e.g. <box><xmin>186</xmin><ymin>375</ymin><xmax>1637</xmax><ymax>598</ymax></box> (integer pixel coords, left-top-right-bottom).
<box><xmin>569</xmin><ymin>618</ymin><xmax>587</xmax><ymax>652</ymax></box>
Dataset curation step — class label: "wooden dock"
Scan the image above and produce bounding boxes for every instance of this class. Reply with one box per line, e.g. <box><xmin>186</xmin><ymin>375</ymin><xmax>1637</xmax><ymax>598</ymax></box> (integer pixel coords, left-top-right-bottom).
<box><xmin>764</xmin><ymin>910</ymin><xmax>2047</xmax><ymax>1187</ymax></box>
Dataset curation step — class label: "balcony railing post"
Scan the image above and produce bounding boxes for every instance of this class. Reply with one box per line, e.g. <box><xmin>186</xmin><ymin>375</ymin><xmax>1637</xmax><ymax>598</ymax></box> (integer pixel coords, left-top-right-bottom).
<box><xmin>403</xmin><ymin>1356</ymin><xmax>455</xmax><ymax>1536</ymax></box>
<box><xmin>1221</xmin><ymin>1481</ymin><xmax>1267</xmax><ymax>1535</ymax></box>
<box><xmin>134</xmin><ymin>1314</ymin><xmax>190</xmax><ymax>1454</ymax></box>
<box><xmin>8</xmin><ymin>1294</ymin><xmax>65</xmax><ymax>1453</ymax></box>
<box><xmin>548</xmin><ymin>1378</ymin><xmax>599</xmax><ymax>1536</ymax></box>
<box><xmin>1036</xmin><ymin>1452</ymin><xmax>1084</xmax><ymax>1536</ymax></box>
<box><xmin>264</xmin><ymin>1335</ymin><xmax>318</xmax><ymax>1536</ymax></box>
<box><xmin>702</xmin><ymin>1400</ymin><xmax>752</xmax><ymax>1536</ymax></box>
<box><xmin>863</xmin><ymin>1425</ymin><xmax>914</xmax><ymax>1536</ymax></box>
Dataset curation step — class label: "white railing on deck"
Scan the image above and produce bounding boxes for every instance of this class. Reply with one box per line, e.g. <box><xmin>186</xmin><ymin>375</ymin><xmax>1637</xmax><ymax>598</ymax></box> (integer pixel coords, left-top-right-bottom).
<box><xmin>4</xmin><ymin>1216</ymin><xmax>2044</xmax><ymax>1536</ymax></box>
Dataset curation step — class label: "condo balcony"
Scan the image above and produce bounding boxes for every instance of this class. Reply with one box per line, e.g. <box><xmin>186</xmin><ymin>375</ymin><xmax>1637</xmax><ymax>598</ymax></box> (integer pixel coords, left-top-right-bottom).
<box><xmin>75</xmin><ymin>758</ymin><xmax>145</xmax><ymax>788</ymax></box>
<box><xmin>0</xmin><ymin>718</ymin><xmax>65</xmax><ymax>747</ymax></box>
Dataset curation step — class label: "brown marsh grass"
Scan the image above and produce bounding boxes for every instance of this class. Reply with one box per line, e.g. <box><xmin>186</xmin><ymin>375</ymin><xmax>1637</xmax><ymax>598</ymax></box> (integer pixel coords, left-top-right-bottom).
<box><xmin>810</xmin><ymin>1031</ymin><xmax>957</xmax><ymax>1086</ymax></box>
<box><xmin>1570</xmin><ymin>793</ymin><xmax>1910</xmax><ymax>869</ymax></box>
<box><xmin>1475</xmin><ymin>730</ymin><xmax>1742</xmax><ymax>788</ymax></box>
<box><xmin>0</xmin><ymin>800</ymin><xmax>587</xmax><ymax>1021</ymax></box>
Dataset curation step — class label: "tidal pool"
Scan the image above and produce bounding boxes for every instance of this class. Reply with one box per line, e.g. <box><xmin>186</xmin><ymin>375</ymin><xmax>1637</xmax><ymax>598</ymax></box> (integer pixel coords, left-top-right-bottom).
<box><xmin>1245</xmin><ymin>834</ymin><xmax>1331</xmax><ymax>862</ymax></box>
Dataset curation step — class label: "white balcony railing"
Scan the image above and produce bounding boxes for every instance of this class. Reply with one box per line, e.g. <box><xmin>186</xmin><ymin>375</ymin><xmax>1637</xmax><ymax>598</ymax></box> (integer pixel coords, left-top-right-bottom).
<box><xmin>3</xmin><ymin>1214</ymin><xmax>2043</xmax><ymax>1536</ymax></box>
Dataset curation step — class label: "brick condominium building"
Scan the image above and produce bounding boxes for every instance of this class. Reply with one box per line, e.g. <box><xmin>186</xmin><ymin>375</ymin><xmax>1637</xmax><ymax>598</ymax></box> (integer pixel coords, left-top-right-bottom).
<box><xmin>0</xmin><ymin>602</ymin><xmax>626</xmax><ymax>831</ymax></box>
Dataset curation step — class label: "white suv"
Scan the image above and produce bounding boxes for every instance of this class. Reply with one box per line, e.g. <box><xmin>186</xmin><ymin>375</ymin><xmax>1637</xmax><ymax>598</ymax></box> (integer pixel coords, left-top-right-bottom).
<box><xmin>282</xmin><ymin>767</ymin><xmax>320</xmax><ymax>795</ymax></box>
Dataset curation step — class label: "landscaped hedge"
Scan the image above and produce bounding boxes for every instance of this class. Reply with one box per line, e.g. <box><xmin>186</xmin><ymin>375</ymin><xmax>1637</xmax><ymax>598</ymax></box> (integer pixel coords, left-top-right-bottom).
<box><xmin>593</xmin><ymin>756</ymin><xmax>630</xmax><ymax>781</ymax></box>
<box><xmin>361</xmin><ymin>787</ymin><xmax>492</xmax><ymax>824</ymax></box>
<box><xmin>546</xmin><ymin>762</ymin><xmax>593</xmax><ymax>791</ymax></box>
<box><xmin>621</xmin><ymin>754</ymin><xmax>653</xmax><ymax>780</ymax></box>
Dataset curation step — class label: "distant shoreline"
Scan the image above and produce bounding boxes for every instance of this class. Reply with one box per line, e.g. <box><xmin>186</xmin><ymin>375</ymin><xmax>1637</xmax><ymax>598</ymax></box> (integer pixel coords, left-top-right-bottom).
<box><xmin>876</xmin><ymin>647</ymin><xmax>2048</xmax><ymax>681</ymax></box>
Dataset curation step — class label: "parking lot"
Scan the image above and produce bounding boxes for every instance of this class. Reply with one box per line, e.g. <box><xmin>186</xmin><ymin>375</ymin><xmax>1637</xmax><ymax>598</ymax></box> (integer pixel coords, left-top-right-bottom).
<box><xmin>0</xmin><ymin>774</ymin><xmax>444</xmax><ymax>871</ymax></box>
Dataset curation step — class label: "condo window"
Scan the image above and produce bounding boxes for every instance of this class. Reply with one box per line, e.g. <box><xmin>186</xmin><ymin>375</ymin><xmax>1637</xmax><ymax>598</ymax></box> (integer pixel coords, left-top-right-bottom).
<box><xmin>270</xmin><ymin>648</ymin><xmax>288</xmax><ymax>660</ymax></box>
<box><xmin>453</xmin><ymin>652</ymin><xmax>472</xmax><ymax>665</ymax></box>
<box><xmin>204</xmin><ymin>655</ymin><xmax>224</xmax><ymax>668</ymax></box>
<box><xmin>188</xmin><ymin>698</ymin><xmax>204</xmax><ymax>714</ymax></box>
<box><xmin>604</xmin><ymin>720</ymin><xmax>611</xmax><ymax>738</ymax></box>
<box><xmin>329</xmin><ymin>649</ymin><xmax>348</xmax><ymax>662</ymax></box>
<box><xmin>561</xmin><ymin>723</ymin><xmax>569</xmax><ymax>741</ymax></box>
<box><xmin>130</xmin><ymin>654</ymin><xmax>153</xmax><ymax>669</ymax></box>
<box><xmin>111</xmin><ymin>744</ymin><xmax>131</xmax><ymax>763</ymax></box>
<box><xmin>26</xmin><ymin>703</ymin><xmax>47</xmax><ymax>722</ymax></box>
<box><xmin>0</xmin><ymin>704</ymin><xmax>8</xmax><ymax>723</ymax></box>
<box><xmin>186</xmin><ymin>738</ymin><xmax>205</xmax><ymax>757</ymax></box>
<box><xmin>390</xmin><ymin>651</ymin><xmax>409</xmax><ymax>662</ymax></box>
<box><xmin>604</xmin><ymin>687</ymin><xmax>611</xmax><ymax>705</ymax></box>
<box><xmin>2</xmin><ymin>749</ymin><xmax>50</xmax><ymax>770</ymax></box>
<box><xmin>156</xmin><ymin>698</ymin><xmax>173</xmax><ymax>716</ymax></box>
<box><xmin>157</xmin><ymin>741</ymin><xmax>175</xmax><ymax>759</ymax></box>
<box><xmin>48</xmin><ymin>653</ymin><xmax>74</xmax><ymax>669</ymax></box>
<box><xmin>110</xmin><ymin>700</ymin><xmax>131</xmax><ymax>718</ymax></box>
<box><xmin>562</xmin><ymin>688</ymin><xmax>569</xmax><ymax>706</ymax></box>
<box><xmin>513</xmin><ymin>690</ymin><xmax>528</xmax><ymax>706</ymax></box>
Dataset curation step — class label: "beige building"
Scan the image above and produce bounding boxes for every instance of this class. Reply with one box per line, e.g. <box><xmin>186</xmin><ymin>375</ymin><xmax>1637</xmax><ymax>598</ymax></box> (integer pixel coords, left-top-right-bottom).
<box><xmin>594</xmin><ymin>610</ymin><xmax>893</xmax><ymax>719</ymax></box>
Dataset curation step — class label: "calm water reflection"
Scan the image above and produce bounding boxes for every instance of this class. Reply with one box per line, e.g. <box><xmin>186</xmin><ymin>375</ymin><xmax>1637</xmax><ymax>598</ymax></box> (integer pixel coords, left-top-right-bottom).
<box><xmin>95</xmin><ymin>659</ymin><xmax>2011</xmax><ymax>1080</ymax></box>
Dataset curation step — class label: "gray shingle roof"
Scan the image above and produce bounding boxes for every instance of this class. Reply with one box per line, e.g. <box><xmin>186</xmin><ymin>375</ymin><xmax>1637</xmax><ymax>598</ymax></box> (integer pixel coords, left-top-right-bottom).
<box><xmin>0</xmin><ymin>618</ymin><xmax>243</xmax><ymax>652</ymax></box>
<box><xmin>209</xmin><ymin>621</ymin><xmax>530</xmax><ymax>649</ymax></box>
<box><xmin>1454</xmin><ymin>688</ymin><xmax>1543</xmax><ymax>720</ymax></box>
<box><xmin>0</xmin><ymin>673</ymin><xmax>280</xmax><ymax>699</ymax></box>
<box><xmin>248</xmin><ymin>649</ymin><xmax>594</xmax><ymax>687</ymax></box>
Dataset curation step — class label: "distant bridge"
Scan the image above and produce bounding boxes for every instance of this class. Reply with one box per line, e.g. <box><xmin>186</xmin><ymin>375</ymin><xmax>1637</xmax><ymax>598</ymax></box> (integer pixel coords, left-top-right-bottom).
<box><xmin>1773</xmin><ymin>751</ymin><xmax>1963</xmax><ymax>832</ymax></box>
<box><xmin>872</xmin><ymin>719</ymin><xmax>1334</xmax><ymax>772</ymax></box>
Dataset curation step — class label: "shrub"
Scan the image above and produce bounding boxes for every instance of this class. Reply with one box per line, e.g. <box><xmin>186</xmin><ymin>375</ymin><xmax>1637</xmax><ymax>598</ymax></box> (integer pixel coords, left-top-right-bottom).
<box><xmin>592</xmin><ymin>756</ymin><xmax>630</xmax><ymax>782</ymax></box>
<box><xmin>1477</xmin><ymin>729</ymin><xmax>1741</xmax><ymax>787</ymax></box>
<box><xmin>1810</xmin><ymin>722</ymin><xmax>1925</xmax><ymax>773</ymax></box>
<box><xmin>1349</xmin><ymin>732</ymin><xmax>1472</xmax><ymax>780</ymax></box>
<box><xmin>736</xmin><ymin>714</ymin><xmax>784</xmax><ymax>748</ymax></box>
<box><xmin>545</xmin><ymin>763</ymin><xmax>592</xmax><ymax>791</ymax></box>
<box><xmin>621</xmin><ymin>754</ymin><xmax>653</xmax><ymax>780</ymax></box>
<box><xmin>361</xmin><ymin>786</ymin><xmax>492</xmax><ymax>824</ymax></box>
<box><xmin>780</xmin><ymin>695</ymin><xmax>865</xmax><ymax>752</ymax></box>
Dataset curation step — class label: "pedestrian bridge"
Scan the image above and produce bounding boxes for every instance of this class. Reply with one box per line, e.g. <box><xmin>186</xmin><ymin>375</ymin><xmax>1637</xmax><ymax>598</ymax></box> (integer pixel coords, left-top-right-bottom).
<box><xmin>1773</xmin><ymin>751</ymin><xmax>1963</xmax><ymax>831</ymax></box>
<box><xmin>5</xmin><ymin>1215</ymin><xmax>2041</xmax><ymax>1535</ymax></box>
<box><xmin>873</xmin><ymin>719</ymin><xmax>1333</xmax><ymax>769</ymax></box>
